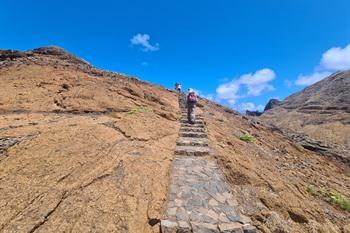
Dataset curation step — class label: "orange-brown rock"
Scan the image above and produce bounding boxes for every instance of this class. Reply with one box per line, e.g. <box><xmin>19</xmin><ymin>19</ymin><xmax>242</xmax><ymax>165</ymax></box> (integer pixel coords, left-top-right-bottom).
<box><xmin>0</xmin><ymin>47</ymin><xmax>349</xmax><ymax>233</ymax></box>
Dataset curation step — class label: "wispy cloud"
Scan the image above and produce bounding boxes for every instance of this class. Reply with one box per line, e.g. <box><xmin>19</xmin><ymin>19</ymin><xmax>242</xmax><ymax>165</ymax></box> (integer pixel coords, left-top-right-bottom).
<box><xmin>202</xmin><ymin>94</ymin><xmax>214</xmax><ymax>101</ymax></box>
<box><xmin>284</xmin><ymin>79</ymin><xmax>293</xmax><ymax>88</ymax></box>
<box><xmin>295</xmin><ymin>43</ymin><xmax>350</xmax><ymax>86</ymax></box>
<box><xmin>295</xmin><ymin>71</ymin><xmax>331</xmax><ymax>86</ymax></box>
<box><xmin>216</xmin><ymin>68</ymin><xmax>276</xmax><ymax>104</ymax></box>
<box><xmin>141</xmin><ymin>62</ymin><xmax>149</xmax><ymax>67</ymax></box>
<box><xmin>130</xmin><ymin>33</ymin><xmax>159</xmax><ymax>52</ymax></box>
<box><xmin>216</xmin><ymin>80</ymin><xmax>241</xmax><ymax>105</ymax></box>
<box><xmin>239</xmin><ymin>102</ymin><xmax>264</xmax><ymax>112</ymax></box>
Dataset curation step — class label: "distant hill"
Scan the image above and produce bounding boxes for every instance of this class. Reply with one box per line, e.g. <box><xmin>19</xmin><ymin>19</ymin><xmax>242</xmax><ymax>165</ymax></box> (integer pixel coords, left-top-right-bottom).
<box><xmin>280</xmin><ymin>71</ymin><xmax>350</xmax><ymax>112</ymax></box>
<box><xmin>261</xmin><ymin>71</ymin><xmax>350</xmax><ymax>158</ymax></box>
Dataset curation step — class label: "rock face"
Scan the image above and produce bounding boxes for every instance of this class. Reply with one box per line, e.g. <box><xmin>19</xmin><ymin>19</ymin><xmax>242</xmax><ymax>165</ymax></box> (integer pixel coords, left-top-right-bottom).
<box><xmin>245</xmin><ymin>110</ymin><xmax>262</xmax><ymax>117</ymax></box>
<box><xmin>263</xmin><ymin>99</ymin><xmax>282</xmax><ymax>111</ymax></box>
<box><xmin>0</xmin><ymin>47</ymin><xmax>180</xmax><ymax>233</ymax></box>
<box><xmin>282</xmin><ymin>71</ymin><xmax>350</xmax><ymax>111</ymax></box>
<box><xmin>0</xmin><ymin>47</ymin><xmax>349</xmax><ymax>233</ymax></box>
<box><xmin>261</xmin><ymin>71</ymin><xmax>350</xmax><ymax>163</ymax></box>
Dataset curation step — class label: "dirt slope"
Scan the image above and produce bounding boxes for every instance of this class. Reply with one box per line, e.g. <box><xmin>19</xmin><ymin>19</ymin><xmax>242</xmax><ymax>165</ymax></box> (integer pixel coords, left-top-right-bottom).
<box><xmin>1</xmin><ymin>47</ymin><xmax>349</xmax><ymax>232</ymax></box>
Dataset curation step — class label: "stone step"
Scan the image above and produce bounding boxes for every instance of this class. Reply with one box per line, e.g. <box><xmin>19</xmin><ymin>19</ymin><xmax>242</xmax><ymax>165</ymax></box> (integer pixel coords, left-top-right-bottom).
<box><xmin>181</xmin><ymin>123</ymin><xmax>205</xmax><ymax>128</ymax></box>
<box><xmin>179</xmin><ymin>132</ymin><xmax>207</xmax><ymax>138</ymax></box>
<box><xmin>180</xmin><ymin>123</ymin><xmax>205</xmax><ymax>128</ymax></box>
<box><xmin>180</xmin><ymin>117</ymin><xmax>204</xmax><ymax>122</ymax></box>
<box><xmin>181</xmin><ymin>115</ymin><xmax>204</xmax><ymax>120</ymax></box>
<box><xmin>180</xmin><ymin>119</ymin><xmax>205</xmax><ymax>124</ymax></box>
<box><xmin>177</xmin><ymin>137</ymin><xmax>209</xmax><ymax>147</ymax></box>
<box><xmin>161</xmin><ymin>156</ymin><xmax>256</xmax><ymax>233</ymax></box>
<box><xmin>175</xmin><ymin>146</ymin><xmax>210</xmax><ymax>156</ymax></box>
<box><xmin>180</xmin><ymin>127</ymin><xmax>205</xmax><ymax>133</ymax></box>
<box><xmin>181</xmin><ymin>111</ymin><xmax>202</xmax><ymax>114</ymax></box>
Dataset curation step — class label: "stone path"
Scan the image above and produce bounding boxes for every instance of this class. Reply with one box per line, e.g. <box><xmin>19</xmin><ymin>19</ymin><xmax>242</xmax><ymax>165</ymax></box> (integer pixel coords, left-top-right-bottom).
<box><xmin>161</xmin><ymin>94</ymin><xmax>256</xmax><ymax>233</ymax></box>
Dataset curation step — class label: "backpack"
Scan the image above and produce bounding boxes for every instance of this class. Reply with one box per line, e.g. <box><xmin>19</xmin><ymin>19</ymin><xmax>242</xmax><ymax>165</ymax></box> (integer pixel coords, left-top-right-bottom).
<box><xmin>188</xmin><ymin>93</ymin><xmax>197</xmax><ymax>103</ymax></box>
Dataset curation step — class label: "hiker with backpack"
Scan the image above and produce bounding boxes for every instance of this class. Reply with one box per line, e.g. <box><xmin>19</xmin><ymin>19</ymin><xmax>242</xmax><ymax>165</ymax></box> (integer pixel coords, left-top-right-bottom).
<box><xmin>187</xmin><ymin>89</ymin><xmax>197</xmax><ymax>123</ymax></box>
<box><xmin>175</xmin><ymin>82</ymin><xmax>182</xmax><ymax>93</ymax></box>
<box><xmin>177</xmin><ymin>84</ymin><xmax>182</xmax><ymax>93</ymax></box>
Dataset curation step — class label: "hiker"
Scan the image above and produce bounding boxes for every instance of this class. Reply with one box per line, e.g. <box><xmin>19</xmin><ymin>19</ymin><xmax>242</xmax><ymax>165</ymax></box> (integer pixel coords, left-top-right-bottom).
<box><xmin>175</xmin><ymin>82</ymin><xmax>182</xmax><ymax>93</ymax></box>
<box><xmin>187</xmin><ymin>88</ymin><xmax>197</xmax><ymax>123</ymax></box>
<box><xmin>177</xmin><ymin>84</ymin><xmax>182</xmax><ymax>93</ymax></box>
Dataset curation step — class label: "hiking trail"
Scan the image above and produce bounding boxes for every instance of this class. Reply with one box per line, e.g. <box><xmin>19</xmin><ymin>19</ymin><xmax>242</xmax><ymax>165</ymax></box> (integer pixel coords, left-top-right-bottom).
<box><xmin>160</xmin><ymin>94</ymin><xmax>256</xmax><ymax>233</ymax></box>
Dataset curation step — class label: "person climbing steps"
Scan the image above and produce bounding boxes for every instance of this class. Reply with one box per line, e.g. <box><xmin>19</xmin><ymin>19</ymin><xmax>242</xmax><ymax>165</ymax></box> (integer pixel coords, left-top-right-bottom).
<box><xmin>161</xmin><ymin>93</ymin><xmax>256</xmax><ymax>233</ymax></box>
<box><xmin>187</xmin><ymin>88</ymin><xmax>197</xmax><ymax>124</ymax></box>
<box><xmin>175</xmin><ymin>82</ymin><xmax>182</xmax><ymax>93</ymax></box>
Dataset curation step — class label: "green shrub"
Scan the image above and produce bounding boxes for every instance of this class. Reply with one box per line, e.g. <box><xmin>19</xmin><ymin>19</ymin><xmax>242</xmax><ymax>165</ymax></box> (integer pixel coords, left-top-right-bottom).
<box><xmin>239</xmin><ymin>133</ymin><xmax>255</xmax><ymax>142</ymax></box>
<box><xmin>306</xmin><ymin>185</ymin><xmax>317</xmax><ymax>196</ymax></box>
<box><xmin>325</xmin><ymin>192</ymin><xmax>350</xmax><ymax>212</ymax></box>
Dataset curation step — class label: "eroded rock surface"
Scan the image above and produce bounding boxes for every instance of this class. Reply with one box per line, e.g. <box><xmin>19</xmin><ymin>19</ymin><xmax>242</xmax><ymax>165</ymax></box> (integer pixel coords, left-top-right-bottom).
<box><xmin>0</xmin><ymin>47</ymin><xmax>180</xmax><ymax>233</ymax></box>
<box><xmin>1</xmin><ymin>47</ymin><xmax>349</xmax><ymax>233</ymax></box>
<box><xmin>261</xmin><ymin>71</ymin><xmax>350</xmax><ymax>163</ymax></box>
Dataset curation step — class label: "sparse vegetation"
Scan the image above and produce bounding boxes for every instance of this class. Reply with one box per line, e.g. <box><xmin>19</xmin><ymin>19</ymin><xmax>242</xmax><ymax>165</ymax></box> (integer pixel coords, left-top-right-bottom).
<box><xmin>306</xmin><ymin>185</ymin><xmax>317</xmax><ymax>196</ymax></box>
<box><xmin>239</xmin><ymin>133</ymin><xmax>255</xmax><ymax>142</ymax></box>
<box><xmin>325</xmin><ymin>192</ymin><xmax>350</xmax><ymax>212</ymax></box>
<box><xmin>127</xmin><ymin>106</ymin><xmax>151</xmax><ymax>115</ymax></box>
<box><xmin>306</xmin><ymin>186</ymin><xmax>350</xmax><ymax>212</ymax></box>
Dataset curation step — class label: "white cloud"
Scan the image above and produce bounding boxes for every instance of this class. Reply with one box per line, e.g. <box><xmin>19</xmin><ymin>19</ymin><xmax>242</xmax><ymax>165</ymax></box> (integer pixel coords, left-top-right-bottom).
<box><xmin>216</xmin><ymin>81</ymin><xmax>241</xmax><ymax>104</ymax></box>
<box><xmin>201</xmin><ymin>93</ymin><xmax>214</xmax><ymax>101</ymax></box>
<box><xmin>216</xmin><ymin>68</ymin><xmax>275</xmax><ymax>104</ymax></box>
<box><xmin>295</xmin><ymin>43</ymin><xmax>350</xmax><ymax>86</ymax></box>
<box><xmin>240</xmin><ymin>69</ymin><xmax>275</xmax><ymax>96</ymax></box>
<box><xmin>240</xmin><ymin>102</ymin><xmax>264</xmax><ymax>112</ymax></box>
<box><xmin>321</xmin><ymin>44</ymin><xmax>350</xmax><ymax>70</ymax></box>
<box><xmin>284</xmin><ymin>79</ymin><xmax>293</xmax><ymax>88</ymax></box>
<box><xmin>130</xmin><ymin>33</ymin><xmax>159</xmax><ymax>52</ymax></box>
<box><xmin>295</xmin><ymin>71</ymin><xmax>331</xmax><ymax>86</ymax></box>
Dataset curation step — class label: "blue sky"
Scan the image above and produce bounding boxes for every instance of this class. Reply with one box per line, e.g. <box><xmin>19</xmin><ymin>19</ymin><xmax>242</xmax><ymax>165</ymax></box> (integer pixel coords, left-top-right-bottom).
<box><xmin>1</xmin><ymin>0</ymin><xmax>350</xmax><ymax>111</ymax></box>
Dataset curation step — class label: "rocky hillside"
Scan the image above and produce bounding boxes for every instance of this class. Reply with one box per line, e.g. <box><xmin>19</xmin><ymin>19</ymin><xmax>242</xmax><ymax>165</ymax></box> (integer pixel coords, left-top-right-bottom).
<box><xmin>0</xmin><ymin>47</ymin><xmax>180</xmax><ymax>233</ymax></box>
<box><xmin>0</xmin><ymin>47</ymin><xmax>349</xmax><ymax>233</ymax></box>
<box><xmin>261</xmin><ymin>71</ymin><xmax>350</xmax><ymax>164</ymax></box>
<box><xmin>282</xmin><ymin>71</ymin><xmax>350</xmax><ymax>112</ymax></box>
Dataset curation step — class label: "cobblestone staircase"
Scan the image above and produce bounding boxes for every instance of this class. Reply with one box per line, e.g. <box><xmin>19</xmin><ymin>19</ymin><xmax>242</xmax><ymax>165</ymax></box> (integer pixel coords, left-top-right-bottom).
<box><xmin>161</xmin><ymin>94</ymin><xmax>256</xmax><ymax>233</ymax></box>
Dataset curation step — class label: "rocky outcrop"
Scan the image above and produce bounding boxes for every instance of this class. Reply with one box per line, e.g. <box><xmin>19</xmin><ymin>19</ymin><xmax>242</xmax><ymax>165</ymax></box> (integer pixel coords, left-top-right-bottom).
<box><xmin>263</xmin><ymin>99</ymin><xmax>282</xmax><ymax>112</ymax></box>
<box><xmin>0</xmin><ymin>46</ymin><xmax>85</xmax><ymax>65</ymax></box>
<box><xmin>268</xmin><ymin>124</ymin><xmax>350</xmax><ymax>165</ymax></box>
<box><xmin>31</xmin><ymin>46</ymin><xmax>91</xmax><ymax>65</ymax></box>
<box><xmin>261</xmin><ymin>71</ymin><xmax>350</xmax><ymax>161</ymax></box>
<box><xmin>0</xmin><ymin>137</ymin><xmax>23</xmax><ymax>159</ymax></box>
<box><xmin>245</xmin><ymin>110</ymin><xmax>262</xmax><ymax>117</ymax></box>
<box><xmin>0</xmin><ymin>46</ymin><xmax>181</xmax><ymax>233</ymax></box>
<box><xmin>283</xmin><ymin>71</ymin><xmax>350</xmax><ymax>111</ymax></box>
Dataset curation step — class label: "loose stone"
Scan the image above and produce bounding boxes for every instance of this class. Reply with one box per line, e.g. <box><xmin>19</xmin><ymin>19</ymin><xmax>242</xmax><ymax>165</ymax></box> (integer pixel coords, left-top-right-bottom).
<box><xmin>218</xmin><ymin>222</ymin><xmax>244</xmax><ymax>233</ymax></box>
<box><xmin>161</xmin><ymin>220</ymin><xmax>178</xmax><ymax>233</ymax></box>
<box><xmin>209</xmin><ymin>198</ymin><xmax>219</xmax><ymax>207</ymax></box>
